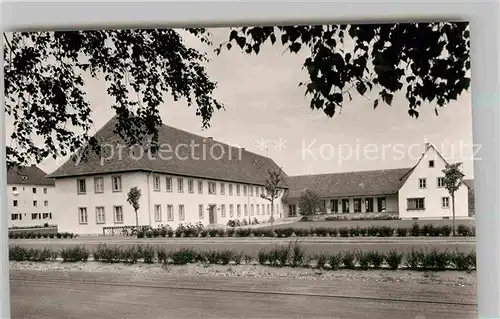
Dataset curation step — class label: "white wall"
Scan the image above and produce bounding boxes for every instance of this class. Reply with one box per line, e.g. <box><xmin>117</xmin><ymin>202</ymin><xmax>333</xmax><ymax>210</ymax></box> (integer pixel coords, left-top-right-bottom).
<box><xmin>398</xmin><ymin>147</ymin><xmax>469</xmax><ymax>220</ymax></box>
<box><xmin>54</xmin><ymin>171</ymin><xmax>286</xmax><ymax>234</ymax></box>
<box><xmin>7</xmin><ymin>183</ymin><xmax>55</xmax><ymax>228</ymax></box>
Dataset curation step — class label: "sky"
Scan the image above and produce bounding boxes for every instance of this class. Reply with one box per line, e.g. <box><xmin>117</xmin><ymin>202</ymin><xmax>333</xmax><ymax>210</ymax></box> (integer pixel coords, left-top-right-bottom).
<box><xmin>5</xmin><ymin>26</ymin><xmax>474</xmax><ymax>178</ymax></box>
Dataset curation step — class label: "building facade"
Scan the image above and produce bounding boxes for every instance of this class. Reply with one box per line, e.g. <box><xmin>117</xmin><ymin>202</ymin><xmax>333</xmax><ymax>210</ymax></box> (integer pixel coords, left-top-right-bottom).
<box><xmin>48</xmin><ymin>117</ymin><xmax>287</xmax><ymax>235</ymax></box>
<box><xmin>7</xmin><ymin>165</ymin><xmax>56</xmax><ymax>228</ymax></box>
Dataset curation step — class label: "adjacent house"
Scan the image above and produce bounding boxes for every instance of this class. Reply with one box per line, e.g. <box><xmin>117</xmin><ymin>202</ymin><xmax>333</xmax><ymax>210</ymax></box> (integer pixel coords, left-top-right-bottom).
<box><xmin>284</xmin><ymin>144</ymin><xmax>471</xmax><ymax>221</ymax></box>
<box><xmin>7</xmin><ymin>165</ymin><xmax>56</xmax><ymax>228</ymax></box>
<box><xmin>47</xmin><ymin>117</ymin><xmax>288</xmax><ymax>235</ymax></box>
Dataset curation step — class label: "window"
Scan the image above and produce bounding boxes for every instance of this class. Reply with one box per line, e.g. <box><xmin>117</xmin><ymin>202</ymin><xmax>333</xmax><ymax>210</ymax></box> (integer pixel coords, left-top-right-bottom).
<box><xmin>437</xmin><ymin>177</ymin><xmax>445</xmax><ymax>188</ymax></box>
<box><xmin>377</xmin><ymin>197</ymin><xmax>387</xmax><ymax>212</ymax></box>
<box><xmin>166</xmin><ymin>177</ymin><xmax>173</xmax><ymax>192</ymax></box>
<box><xmin>77</xmin><ymin>179</ymin><xmax>86</xmax><ymax>194</ymax></box>
<box><xmin>365</xmin><ymin>198</ymin><xmax>374</xmax><ymax>212</ymax></box>
<box><xmin>407</xmin><ymin>198</ymin><xmax>425</xmax><ymax>210</ymax></box>
<box><xmin>198</xmin><ymin>180</ymin><xmax>203</xmax><ymax>194</ymax></box>
<box><xmin>12</xmin><ymin>187</ymin><xmax>17</xmax><ymax>192</ymax></box>
<box><xmin>32</xmin><ymin>187</ymin><xmax>37</xmax><ymax>194</ymax></box>
<box><xmin>243</xmin><ymin>185</ymin><xmax>247</xmax><ymax>196</ymax></box>
<box><xmin>154</xmin><ymin>205</ymin><xmax>162</xmax><ymax>222</ymax></box>
<box><xmin>179</xmin><ymin>205</ymin><xmax>185</xmax><ymax>221</ymax></box>
<box><xmin>43</xmin><ymin>188</ymin><xmax>47</xmax><ymax>194</ymax></box>
<box><xmin>244</xmin><ymin>204</ymin><xmax>248</xmax><ymax>216</ymax></box>
<box><xmin>114</xmin><ymin>206</ymin><xmax>124</xmax><ymax>224</ymax></box>
<box><xmin>167</xmin><ymin>205</ymin><xmax>174</xmax><ymax>221</ymax></box>
<box><xmin>153</xmin><ymin>175</ymin><xmax>161</xmax><ymax>191</ymax></box>
<box><xmin>353</xmin><ymin>199</ymin><xmax>362</xmax><ymax>213</ymax></box>
<box><xmin>94</xmin><ymin>177</ymin><xmax>104</xmax><ymax>193</ymax></box>
<box><xmin>256</xmin><ymin>187</ymin><xmax>260</xmax><ymax>197</ymax></box>
<box><xmin>249</xmin><ymin>186</ymin><xmax>253</xmax><ymax>196</ymax></box>
<box><xmin>262</xmin><ymin>204</ymin><xmax>265</xmax><ymax>215</ymax></box>
<box><xmin>237</xmin><ymin>204</ymin><xmax>241</xmax><ymax>217</ymax></box>
<box><xmin>112</xmin><ymin>176</ymin><xmax>122</xmax><ymax>192</ymax></box>
<box><xmin>42</xmin><ymin>213</ymin><xmax>52</xmax><ymax>220</ymax></box>
<box><xmin>95</xmin><ymin>207</ymin><xmax>105</xmax><ymax>224</ymax></box>
<box><xmin>256</xmin><ymin>204</ymin><xmax>260</xmax><ymax>215</ymax></box>
<box><xmin>289</xmin><ymin>205</ymin><xmax>297</xmax><ymax>216</ymax></box>
<box><xmin>342</xmin><ymin>199</ymin><xmax>350</xmax><ymax>213</ymax></box>
<box><xmin>418</xmin><ymin>178</ymin><xmax>427</xmax><ymax>189</ymax></box>
<box><xmin>267</xmin><ymin>204</ymin><xmax>270</xmax><ymax>215</ymax></box>
<box><xmin>78</xmin><ymin>207</ymin><xmax>88</xmax><ymax>224</ymax></box>
<box><xmin>208</xmin><ymin>182</ymin><xmax>216</xmax><ymax>195</ymax></box>
<box><xmin>442</xmin><ymin>197</ymin><xmax>450</xmax><ymax>208</ymax></box>
<box><xmin>178</xmin><ymin>178</ymin><xmax>184</xmax><ymax>193</ymax></box>
<box><xmin>229</xmin><ymin>184</ymin><xmax>233</xmax><ymax>196</ymax></box>
<box><xmin>185</xmin><ymin>179</ymin><xmax>193</xmax><ymax>193</ymax></box>
<box><xmin>236</xmin><ymin>185</ymin><xmax>240</xmax><ymax>196</ymax></box>
<box><xmin>32</xmin><ymin>213</ymin><xmax>41</xmax><ymax>220</ymax></box>
<box><xmin>330</xmin><ymin>200</ymin><xmax>339</xmax><ymax>213</ymax></box>
<box><xmin>199</xmin><ymin>204</ymin><xmax>204</xmax><ymax>219</ymax></box>
<box><xmin>251</xmin><ymin>204</ymin><xmax>254</xmax><ymax>216</ymax></box>
<box><xmin>429</xmin><ymin>160</ymin><xmax>435</xmax><ymax>168</ymax></box>
<box><xmin>220</xmin><ymin>183</ymin><xmax>225</xmax><ymax>195</ymax></box>
<box><xmin>220</xmin><ymin>204</ymin><xmax>226</xmax><ymax>218</ymax></box>
<box><xmin>11</xmin><ymin>213</ymin><xmax>22</xmax><ymax>221</ymax></box>
<box><xmin>33</xmin><ymin>200</ymin><xmax>38</xmax><ymax>207</ymax></box>
<box><xmin>230</xmin><ymin>204</ymin><xmax>234</xmax><ymax>218</ymax></box>
<box><xmin>13</xmin><ymin>200</ymin><xmax>18</xmax><ymax>207</ymax></box>
<box><xmin>44</xmin><ymin>200</ymin><xmax>49</xmax><ymax>207</ymax></box>
<box><xmin>261</xmin><ymin>187</ymin><xmax>265</xmax><ymax>195</ymax></box>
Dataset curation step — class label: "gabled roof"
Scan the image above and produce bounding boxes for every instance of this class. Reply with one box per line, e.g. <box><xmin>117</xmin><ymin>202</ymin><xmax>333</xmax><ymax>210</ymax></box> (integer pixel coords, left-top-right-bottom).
<box><xmin>283</xmin><ymin>167</ymin><xmax>412</xmax><ymax>199</ymax></box>
<box><xmin>48</xmin><ymin>116</ymin><xmax>287</xmax><ymax>187</ymax></box>
<box><xmin>7</xmin><ymin>165</ymin><xmax>55</xmax><ymax>186</ymax></box>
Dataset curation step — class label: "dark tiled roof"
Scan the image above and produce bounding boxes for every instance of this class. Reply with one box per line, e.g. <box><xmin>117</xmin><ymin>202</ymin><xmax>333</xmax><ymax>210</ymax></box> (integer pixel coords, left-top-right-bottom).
<box><xmin>7</xmin><ymin>165</ymin><xmax>55</xmax><ymax>186</ymax></box>
<box><xmin>49</xmin><ymin>116</ymin><xmax>287</xmax><ymax>187</ymax></box>
<box><xmin>283</xmin><ymin>168</ymin><xmax>412</xmax><ymax>199</ymax></box>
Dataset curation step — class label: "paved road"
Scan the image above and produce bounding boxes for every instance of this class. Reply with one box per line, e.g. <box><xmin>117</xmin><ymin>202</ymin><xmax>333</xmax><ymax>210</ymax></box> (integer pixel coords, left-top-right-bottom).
<box><xmin>10</xmin><ymin>269</ymin><xmax>476</xmax><ymax>319</ymax></box>
<box><xmin>10</xmin><ymin>237</ymin><xmax>476</xmax><ymax>255</ymax></box>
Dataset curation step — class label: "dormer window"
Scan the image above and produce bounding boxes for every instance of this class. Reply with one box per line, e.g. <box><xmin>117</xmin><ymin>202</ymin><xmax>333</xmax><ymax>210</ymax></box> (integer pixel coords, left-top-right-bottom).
<box><xmin>429</xmin><ymin>160</ymin><xmax>435</xmax><ymax>168</ymax></box>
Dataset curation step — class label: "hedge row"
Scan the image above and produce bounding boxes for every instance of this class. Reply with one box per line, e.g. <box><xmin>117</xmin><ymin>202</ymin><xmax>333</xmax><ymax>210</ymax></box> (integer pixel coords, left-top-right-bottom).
<box><xmin>9</xmin><ymin>232</ymin><xmax>76</xmax><ymax>240</ymax></box>
<box><xmin>9</xmin><ymin>243</ymin><xmax>476</xmax><ymax>272</ymax></box>
<box><xmin>137</xmin><ymin>223</ymin><xmax>475</xmax><ymax>238</ymax></box>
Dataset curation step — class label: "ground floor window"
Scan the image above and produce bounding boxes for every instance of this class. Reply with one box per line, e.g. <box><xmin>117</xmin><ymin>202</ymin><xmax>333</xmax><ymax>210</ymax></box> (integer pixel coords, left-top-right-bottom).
<box><xmin>167</xmin><ymin>205</ymin><xmax>174</xmax><ymax>221</ymax></box>
<box><xmin>114</xmin><ymin>206</ymin><xmax>124</xmax><ymax>224</ymax></box>
<box><xmin>179</xmin><ymin>205</ymin><xmax>185</xmax><ymax>221</ymax></box>
<box><xmin>237</xmin><ymin>204</ymin><xmax>241</xmax><ymax>217</ymax></box>
<box><xmin>78</xmin><ymin>207</ymin><xmax>88</xmax><ymax>224</ymax></box>
<box><xmin>154</xmin><ymin>205</ymin><xmax>162</xmax><ymax>222</ymax></box>
<box><xmin>377</xmin><ymin>197</ymin><xmax>386</xmax><ymax>212</ymax></box>
<box><xmin>288</xmin><ymin>204</ymin><xmax>297</xmax><ymax>216</ymax></box>
<box><xmin>407</xmin><ymin>198</ymin><xmax>425</xmax><ymax>210</ymax></box>
<box><xmin>330</xmin><ymin>200</ymin><xmax>338</xmax><ymax>213</ymax></box>
<box><xmin>353</xmin><ymin>198</ymin><xmax>362</xmax><ymax>213</ymax></box>
<box><xmin>11</xmin><ymin>213</ymin><xmax>22</xmax><ymax>221</ymax></box>
<box><xmin>342</xmin><ymin>199</ymin><xmax>350</xmax><ymax>213</ymax></box>
<box><xmin>96</xmin><ymin>207</ymin><xmax>105</xmax><ymax>224</ymax></box>
<box><xmin>441</xmin><ymin>197</ymin><xmax>450</xmax><ymax>208</ymax></box>
<box><xmin>199</xmin><ymin>204</ymin><xmax>204</xmax><ymax>219</ymax></box>
<box><xmin>365</xmin><ymin>198</ymin><xmax>374</xmax><ymax>212</ymax></box>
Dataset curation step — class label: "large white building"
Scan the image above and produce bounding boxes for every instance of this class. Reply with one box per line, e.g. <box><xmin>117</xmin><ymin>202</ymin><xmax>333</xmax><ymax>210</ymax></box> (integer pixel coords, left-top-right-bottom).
<box><xmin>48</xmin><ymin>117</ymin><xmax>287</xmax><ymax>235</ymax></box>
<box><xmin>7</xmin><ymin>165</ymin><xmax>56</xmax><ymax>228</ymax></box>
<box><xmin>15</xmin><ymin>117</ymin><xmax>472</xmax><ymax>235</ymax></box>
<box><xmin>284</xmin><ymin>144</ymin><xmax>472</xmax><ymax>221</ymax></box>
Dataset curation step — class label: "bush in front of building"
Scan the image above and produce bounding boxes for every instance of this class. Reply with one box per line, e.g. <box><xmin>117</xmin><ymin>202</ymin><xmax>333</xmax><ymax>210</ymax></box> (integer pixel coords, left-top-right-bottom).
<box><xmin>9</xmin><ymin>244</ymin><xmax>477</xmax><ymax>272</ymax></box>
<box><xmin>9</xmin><ymin>231</ymin><xmax>76</xmax><ymax>240</ymax></box>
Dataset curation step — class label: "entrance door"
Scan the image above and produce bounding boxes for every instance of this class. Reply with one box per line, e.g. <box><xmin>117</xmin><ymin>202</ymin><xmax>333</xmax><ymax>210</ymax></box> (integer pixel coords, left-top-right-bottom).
<box><xmin>208</xmin><ymin>205</ymin><xmax>216</xmax><ymax>224</ymax></box>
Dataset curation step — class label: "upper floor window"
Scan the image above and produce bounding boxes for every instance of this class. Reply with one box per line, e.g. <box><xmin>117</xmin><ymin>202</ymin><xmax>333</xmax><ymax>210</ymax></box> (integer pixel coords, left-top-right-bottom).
<box><xmin>256</xmin><ymin>187</ymin><xmax>260</xmax><ymax>197</ymax></box>
<box><xmin>44</xmin><ymin>200</ymin><xmax>48</xmax><ymax>207</ymax></box>
<box><xmin>112</xmin><ymin>176</ymin><xmax>122</xmax><ymax>192</ymax></box>
<box><xmin>220</xmin><ymin>183</ymin><xmax>225</xmax><ymax>195</ymax></box>
<box><xmin>198</xmin><ymin>180</ymin><xmax>203</xmax><ymax>194</ymax></box>
<box><xmin>12</xmin><ymin>186</ymin><xmax>17</xmax><ymax>192</ymax></box>
<box><xmin>441</xmin><ymin>197</ymin><xmax>450</xmax><ymax>208</ymax></box>
<box><xmin>228</xmin><ymin>184</ymin><xmax>233</xmax><ymax>196</ymax></box>
<box><xmin>166</xmin><ymin>177</ymin><xmax>172</xmax><ymax>192</ymax></box>
<box><xmin>188</xmin><ymin>179</ymin><xmax>194</xmax><ymax>193</ymax></box>
<box><xmin>236</xmin><ymin>185</ymin><xmax>241</xmax><ymax>196</ymax></box>
<box><xmin>208</xmin><ymin>182</ymin><xmax>216</xmax><ymax>195</ymax></box>
<box><xmin>78</xmin><ymin>207</ymin><xmax>88</xmax><ymax>224</ymax></box>
<box><xmin>77</xmin><ymin>179</ymin><xmax>86</xmax><ymax>194</ymax></box>
<box><xmin>418</xmin><ymin>178</ymin><xmax>427</xmax><ymax>189</ymax></box>
<box><xmin>94</xmin><ymin>177</ymin><xmax>104</xmax><ymax>193</ymax></box>
<box><xmin>32</xmin><ymin>187</ymin><xmax>37</xmax><ymax>194</ymax></box>
<box><xmin>177</xmin><ymin>178</ymin><xmax>184</xmax><ymax>193</ymax></box>
<box><xmin>437</xmin><ymin>177</ymin><xmax>445</xmax><ymax>188</ymax></box>
<box><xmin>249</xmin><ymin>186</ymin><xmax>253</xmax><ymax>197</ymax></box>
<box><xmin>243</xmin><ymin>185</ymin><xmax>247</xmax><ymax>196</ymax></box>
<box><xmin>33</xmin><ymin>200</ymin><xmax>38</xmax><ymax>207</ymax></box>
<box><xmin>153</xmin><ymin>175</ymin><xmax>161</xmax><ymax>191</ymax></box>
<box><xmin>13</xmin><ymin>200</ymin><xmax>18</xmax><ymax>207</ymax></box>
<box><xmin>429</xmin><ymin>160</ymin><xmax>435</xmax><ymax>168</ymax></box>
<box><xmin>43</xmin><ymin>188</ymin><xmax>48</xmax><ymax>194</ymax></box>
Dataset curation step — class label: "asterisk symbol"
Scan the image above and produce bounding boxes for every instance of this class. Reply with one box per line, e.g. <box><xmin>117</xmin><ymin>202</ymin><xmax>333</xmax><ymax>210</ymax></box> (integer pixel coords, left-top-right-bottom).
<box><xmin>274</xmin><ymin>137</ymin><xmax>287</xmax><ymax>151</ymax></box>
<box><xmin>255</xmin><ymin>138</ymin><xmax>269</xmax><ymax>151</ymax></box>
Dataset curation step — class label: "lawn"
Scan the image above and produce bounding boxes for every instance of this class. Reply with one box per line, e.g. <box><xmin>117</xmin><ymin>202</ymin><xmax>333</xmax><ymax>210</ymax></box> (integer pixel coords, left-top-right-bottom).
<box><xmin>261</xmin><ymin>219</ymin><xmax>475</xmax><ymax>230</ymax></box>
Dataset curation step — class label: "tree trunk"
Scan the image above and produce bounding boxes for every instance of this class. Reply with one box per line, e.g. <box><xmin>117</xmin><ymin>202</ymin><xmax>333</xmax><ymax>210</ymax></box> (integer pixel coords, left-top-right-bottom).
<box><xmin>270</xmin><ymin>200</ymin><xmax>274</xmax><ymax>227</ymax></box>
<box><xmin>452</xmin><ymin>194</ymin><xmax>456</xmax><ymax>236</ymax></box>
<box><xmin>135</xmin><ymin>210</ymin><xmax>139</xmax><ymax>229</ymax></box>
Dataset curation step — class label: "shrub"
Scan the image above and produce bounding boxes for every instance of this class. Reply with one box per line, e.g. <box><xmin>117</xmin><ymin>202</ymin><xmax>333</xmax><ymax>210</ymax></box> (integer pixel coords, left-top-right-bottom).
<box><xmin>10</xmin><ymin>246</ymin><xmax>29</xmax><ymax>261</ymax></box>
<box><xmin>366</xmin><ymin>226</ymin><xmax>379</xmax><ymax>237</ymax></box>
<box><xmin>357</xmin><ymin>251</ymin><xmax>371</xmax><ymax>270</ymax></box>
<box><xmin>328</xmin><ymin>253</ymin><xmax>343</xmax><ymax>270</ymax></box>
<box><xmin>61</xmin><ymin>246</ymin><xmax>89</xmax><ymax>262</ymax></box>
<box><xmin>276</xmin><ymin>245</ymin><xmax>291</xmax><ymax>267</ymax></box>
<box><xmin>368</xmin><ymin>251</ymin><xmax>385</xmax><ymax>269</ymax></box>
<box><xmin>252</xmin><ymin>229</ymin><xmax>265</xmax><ymax>237</ymax></box>
<box><xmin>93</xmin><ymin>244</ymin><xmax>123</xmax><ymax>263</ymax></box>
<box><xmin>218</xmin><ymin>249</ymin><xmax>235</xmax><ymax>265</ymax></box>
<box><xmin>36</xmin><ymin>233</ymin><xmax>42</xmax><ymax>239</ymax></box>
<box><xmin>405</xmin><ymin>249</ymin><xmax>424</xmax><ymax>270</ymax></box>
<box><xmin>439</xmin><ymin>225</ymin><xmax>452</xmax><ymax>237</ymax></box>
<box><xmin>396</xmin><ymin>228</ymin><xmax>408</xmax><ymax>237</ymax></box>
<box><xmin>379</xmin><ymin>226</ymin><xmax>395</xmax><ymax>237</ymax></box>
<box><xmin>385</xmin><ymin>250</ymin><xmax>404</xmax><ymax>270</ymax></box>
<box><xmin>294</xmin><ymin>228</ymin><xmax>310</xmax><ymax>237</ymax></box>
<box><xmin>451</xmin><ymin>251</ymin><xmax>473</xmax><ymax>271</ymax></box>
<box><xmin>157</xmin><ymin>248</ymin><xmax>168</xmax><ymax>263</ymax></box>
<box><xmin>326</xmin><ymin>227</ymin><xmax>338</xmax><ymax>237</ymax></box>
<box><xmin>226</xmin><ymin>228</ymin><xmax>236</xmax><ymax>237</ymax></box>
<box><xmin>169</xmin><ymin>248</ymin><xmax>197</xmax><ymax>265</ymax></box>
<box><xmin>233</xmin><ymin>250</ymin><xmax>244</xmax><ymax>265</ymax></box>
<box><xmin>235</xmin><ymin>228</ymin><xmax>252</xmax><ymax>237</ymax></box>
<box><xmin>123</xmin><ymin>246</ymin><xmax>142</xmax><ymax>264</ymax></box>
<box><xmin>208</xmin><ymin>229</ymin><xmax>218</xmax><ymax>237</ymax></box>
<box><xmin>56</xmin><ymin>233</ymin><xmax>62</xmax><ymax>239</ymax></box>
<box><xmin>257</xmin><ymin>249</ymin><xmax>268</xmax><ymax>265</ymax></box>
<box><xmin>421</xmin><ymin>249</ymin><xmax>452</xmax><ymax>270</ymax></box>
<box><xmin>145</xmin><ymin>231</ymin><xmax>153</xmax><ymax>238</ymax></box>
<box><xmin>457</xmin><ymin>224</ymin><xmax>472</xmax><ymax>236</ymax></box>
<box><xmin>467</xmin><ymin>251</ymin><xmax>476</xmax><ymax>269</ymax></box>
<box><xmin>315</xmin><ymin>252</ymin><xmax>329</xmax><ymax>269</ymax></box>
<box><xmin>315</xmin><ymin>227</ymin><xmax>329</xmax><ymax>237</ymax></box>
<box><xmin>349</xmin><ymin>227</ymin><xmax>361</xmax><ymax>237</ymax></box>
<box><xmin>244</xmin><ymin>254</ymin><xmax>254</xmax><ymax>264</ymax></box>
<box><xmin>290</xmin><ymin>241</ymin><xmax>305</xmax><ymax>267</ymax></box>
<box><xmin>42</xmin><ymin>233</ymin><xmax>49</xmax><ymax>239</ymax></box>
<box><xmin>252</xmin><ymin>218</ymin><xmax>259</xmax><ymax>225</ymax></box>
<box><xmin>141</xmin><ymin>245</ymin><xmax>155</xmax><ymax>264</ymax></box>
<box><xmin>275</xmin><ymin>228</ymin><xmax>294</xmax><ymax>238</ymax></box>
<box><xmin>200</xmin><ymin>229</ymin><xmax>209</xmax><ymax>237</ymax></box>
<box><xmin>175</xmin><ymin>224</ymin><xmax>186</xmax><ymax>237</ymax></box>
<box><xmin>49</xmin><ymin>233</ymin><xmax>55</xmax><ymax>239</ymax></box>
<box><xmin>338</xmin><ymin>227</ymin><xmax>349</xmax><ymax>237</ymax></box>
<box><xmin>410</xmin><ymin>223</ymin><xmax>421</xmax><ymax>236</ymax></box>
<box><xmin>204</xmin><ymin>249</ymin><xmax>221</xmax><ymax>264</ymax></box>
<box><xmin>342</xmin><ymin>251</ymin><xmax>356</xmax><ymax>270</ymax></box>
